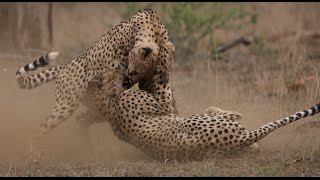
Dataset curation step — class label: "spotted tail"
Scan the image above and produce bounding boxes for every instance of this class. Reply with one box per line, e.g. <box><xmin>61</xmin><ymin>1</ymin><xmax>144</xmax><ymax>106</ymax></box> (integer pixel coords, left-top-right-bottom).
<box><xmin>247</xmin><ymin>103</ymin><xmax>320</xmax><ymax>143</ymax></box>
<box><xmin>16</xmin><ymin>52</ymin><xmax>62</xmax><ymax>89</ymax></box>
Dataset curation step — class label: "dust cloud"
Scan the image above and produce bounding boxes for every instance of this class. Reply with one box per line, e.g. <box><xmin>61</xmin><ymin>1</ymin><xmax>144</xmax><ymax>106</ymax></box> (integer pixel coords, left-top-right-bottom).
<box><xmin>1</xmin><ymin>59</ymin><xmax>319</xmax><ymax>165</ymax></box>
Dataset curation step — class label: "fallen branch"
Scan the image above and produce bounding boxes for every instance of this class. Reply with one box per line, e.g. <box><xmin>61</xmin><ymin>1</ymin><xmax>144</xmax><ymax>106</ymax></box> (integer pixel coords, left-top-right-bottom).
<box><xmin>216</xmin><ymin>36</ymin><xmax>252</xmax><ymax>53</ymax></box>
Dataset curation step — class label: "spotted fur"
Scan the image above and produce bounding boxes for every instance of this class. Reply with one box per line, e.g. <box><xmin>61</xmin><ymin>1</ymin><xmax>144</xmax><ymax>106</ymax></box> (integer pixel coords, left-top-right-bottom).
<box><xmin>93</xmin><ymin>43</ymin><xmax>320</xmax><ymax>161</ymax></box>
<box><xmin>15</xmin><ymin>9</ymin><xmax>172</xmax><ymax>134</ymax></box>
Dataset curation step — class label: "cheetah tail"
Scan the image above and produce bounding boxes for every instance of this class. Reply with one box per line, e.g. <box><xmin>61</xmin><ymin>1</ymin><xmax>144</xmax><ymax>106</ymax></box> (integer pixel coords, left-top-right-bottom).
<box><xmin>248</xmin><ymin>103</ymin><xmax>320</xmax><ymax>143</ymax></box>
<box><xmin>16</xmin><ymin>52</ymin><xmax>61</xmax><ymax>89</ymax></box>
<box><xmin>16</xmin><ymin>52</ymin><xmax>59</xmax><ymax>78</ymax></box>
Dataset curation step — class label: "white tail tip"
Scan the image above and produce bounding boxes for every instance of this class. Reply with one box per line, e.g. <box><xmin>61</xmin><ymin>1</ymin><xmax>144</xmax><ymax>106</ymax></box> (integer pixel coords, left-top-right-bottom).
<box><xmin>48</xmin><ymin>52</ymin><xmax>59</xmax><ymax>60</ymax></box>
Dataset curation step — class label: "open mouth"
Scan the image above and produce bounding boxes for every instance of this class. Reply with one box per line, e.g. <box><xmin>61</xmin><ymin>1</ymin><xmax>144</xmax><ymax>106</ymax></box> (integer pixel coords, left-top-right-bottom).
<box><xmin>128</xmin><ymin>70</ymin><xmax>138</xmax><ymax>76</ymax></box>
<box><xmin>122</xmin><ymin>76</ymin><xmax>134</xmax><ymax>89</ymax></box>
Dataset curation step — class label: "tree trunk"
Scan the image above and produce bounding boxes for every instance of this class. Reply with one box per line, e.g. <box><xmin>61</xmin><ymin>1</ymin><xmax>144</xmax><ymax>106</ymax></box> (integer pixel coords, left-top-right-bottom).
<box><xmin>0</xmin><ymin>2</ymin><xmax>51</xmax><ymax>53</ymax></box>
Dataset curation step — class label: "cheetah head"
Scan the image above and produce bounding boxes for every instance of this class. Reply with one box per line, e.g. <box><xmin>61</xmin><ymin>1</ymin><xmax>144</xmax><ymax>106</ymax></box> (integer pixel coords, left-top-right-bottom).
<box><xmin>127</xmin><ymin>41</ymin><xmax>175</xmax><ymax>84</ymax></box>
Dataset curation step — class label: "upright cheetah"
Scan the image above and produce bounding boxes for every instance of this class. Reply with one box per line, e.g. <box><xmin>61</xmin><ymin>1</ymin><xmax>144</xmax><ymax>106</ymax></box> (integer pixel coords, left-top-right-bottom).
<box><xmin>15</xmin><ymin>9</ymin><xmax>173</xmax><ymax>134</ymax></box>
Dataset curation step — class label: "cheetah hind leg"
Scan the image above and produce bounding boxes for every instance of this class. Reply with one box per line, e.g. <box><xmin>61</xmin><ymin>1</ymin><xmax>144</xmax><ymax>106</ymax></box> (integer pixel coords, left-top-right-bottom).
<box><xmin>205</xmin><ymin>106</ymin><xmax>261</xmax><ymax>153</ymax></box>
<box><xmin>76</xmin><ymin>107</ymin><xmax>105</xmax><ymax>144</ymax></box>
<box><xmin>40</xmin><ymin>98</ymin><xmax>81</xmax><ymax>134</ymax></box>
<box><xmin>39</xmin><ymin>71</ymin><xmax>91</xmax><ymax>134</ymax></box>
<box><xmin>76</xmin><ymin>75</ymin><xmax>105</xmax><ymax>144</ymax></box>
<box><xmin>75</xmin><ymin>109</ymin><xmax>99</xmax><ymax>157</ymax></box>
<box><xmin>205</xmin><ymin>106</ymin><xmax>242</xmax><ymax>121</ymax></box>
<box><xmin>76</xmin><ymin>110</ymin><xmax>95</xmax><ymax>144</ymax></box>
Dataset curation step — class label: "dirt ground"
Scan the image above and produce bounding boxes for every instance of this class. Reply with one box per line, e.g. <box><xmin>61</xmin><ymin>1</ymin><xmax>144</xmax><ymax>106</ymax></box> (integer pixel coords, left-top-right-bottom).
<box><xmin>1</xmin><ymin>57</ymin><xmax>320</xmax><ymax>176</ymax></box>
<box><xmin>0</xmin><ymin>57</ymin><xmax>150</xmax><ymax>162</ymax></box>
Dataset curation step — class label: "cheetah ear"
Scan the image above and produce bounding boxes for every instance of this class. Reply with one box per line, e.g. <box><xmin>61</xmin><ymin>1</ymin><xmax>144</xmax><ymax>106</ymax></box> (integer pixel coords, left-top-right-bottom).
<box><xmin>142</xmin><ymin>47</ymin><xmax>152</xmax><ymax>58</ymax></box>
<box><xmin>167</xmin><ymin>41</ymin><xmax>175</xmax><ymax>53</ymax></box>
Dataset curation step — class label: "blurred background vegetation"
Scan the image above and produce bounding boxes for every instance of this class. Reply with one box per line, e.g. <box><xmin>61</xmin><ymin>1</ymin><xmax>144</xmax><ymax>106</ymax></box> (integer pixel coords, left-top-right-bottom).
<box><xmin>123</xmin><ymin>2</ymin><xmax>256</xmax><ymax>61</ymax></box>
<box><xmin>1</xmin><ymin>2</ymin><xmax>320</xmax><ymax>96</ymax></box>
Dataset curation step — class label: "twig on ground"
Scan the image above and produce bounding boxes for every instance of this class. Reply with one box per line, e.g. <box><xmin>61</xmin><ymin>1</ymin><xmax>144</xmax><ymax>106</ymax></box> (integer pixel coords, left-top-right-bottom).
<box><xmin>5</xmin><ymin>160</ymin><xmax>11</xmax><ymax>177</ymax></box>
<box><xmin>62</xmin><ymin>163</ymin><xmax>79</xmax><ymax>176</ymax></box>
<box><xmin>216</xmin><ymin>36</ymin><xmax>252</xmax><ymax>53</ymax></box>
<box><xmin>286</xmin><ymin>158</ymin><xmax>303</xmax><ymax>166</ymax></box>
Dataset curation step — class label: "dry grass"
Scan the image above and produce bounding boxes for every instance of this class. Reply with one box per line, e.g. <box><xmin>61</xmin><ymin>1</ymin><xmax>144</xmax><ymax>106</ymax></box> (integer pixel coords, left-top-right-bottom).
<box><xmin>1</xmin><ymin>2</ymin><xmax>320</xmax><ymax>177</ymax></box>
<box><xmin>1</xmin><ymin>149</ymin><xmax>320</xmax><ymax>176</ymax></box>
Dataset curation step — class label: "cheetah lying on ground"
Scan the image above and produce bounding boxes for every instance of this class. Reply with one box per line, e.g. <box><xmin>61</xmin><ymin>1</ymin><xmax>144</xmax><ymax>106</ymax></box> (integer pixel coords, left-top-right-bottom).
<box><xmin>15</xmin><ymin>9</ymin><xmax>177</xmax><ymax>136</ymax></box>
<box><xmin>92</xmin><ymin>41</ymin><xmax>320</xmax><ymax>161</ymax></box>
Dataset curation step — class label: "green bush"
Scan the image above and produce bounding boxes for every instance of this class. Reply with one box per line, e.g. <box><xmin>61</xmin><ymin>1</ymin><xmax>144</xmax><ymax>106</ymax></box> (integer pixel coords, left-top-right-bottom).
<box><xmin>122</xmin><ymin>2</ymin><xmax>256</xmax><ymax>62</ymax></box>
<box><xmin>249</xmin><ymin>36</ymin><xmax>278</xmax><ymax>59</ymax></box>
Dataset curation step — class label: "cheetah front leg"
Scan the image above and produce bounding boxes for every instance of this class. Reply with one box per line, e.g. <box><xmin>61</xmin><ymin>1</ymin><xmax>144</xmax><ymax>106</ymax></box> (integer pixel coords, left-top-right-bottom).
<box><xmin>204</xmin><ymin>106</ymin><xmax>242</xmax><ymax>121</ymax></box>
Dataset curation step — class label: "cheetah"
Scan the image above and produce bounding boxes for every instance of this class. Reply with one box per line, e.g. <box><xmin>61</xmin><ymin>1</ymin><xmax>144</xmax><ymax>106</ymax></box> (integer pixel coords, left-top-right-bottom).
<box><xmin>15</xmin><ymin>9</ymin><xmax>174</xmax><ymax>135</ymax></box>
<box><xmin>92</xmin><ymin>41</ymin><xmax>320</xmax><ymax>161</ymax></box>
